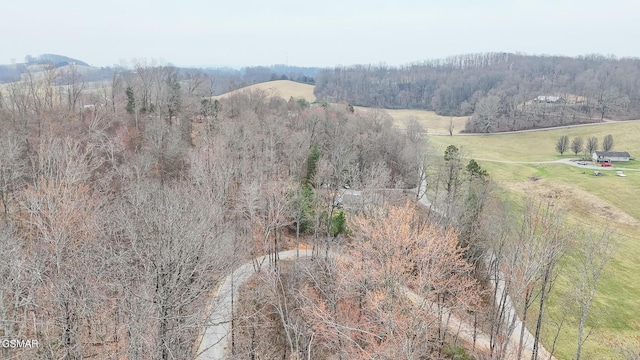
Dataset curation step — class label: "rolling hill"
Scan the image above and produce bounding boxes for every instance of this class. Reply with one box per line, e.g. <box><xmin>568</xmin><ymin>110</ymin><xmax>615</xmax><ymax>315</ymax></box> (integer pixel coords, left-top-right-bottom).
<box><xmin>216</xmin><ymin>80</ymin><xmax>470</xmax><ymax>134</ymax></box>
<box><xmin>214</xmin><ymin>80</ymin><xmax>316</xmax><ymax>102</ymax></box>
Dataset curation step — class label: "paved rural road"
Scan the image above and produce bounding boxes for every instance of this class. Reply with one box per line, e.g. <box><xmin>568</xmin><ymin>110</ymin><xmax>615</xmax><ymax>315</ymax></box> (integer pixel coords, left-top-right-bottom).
<box><xmin>197</xmin><ymin>249</ymin><xmax>313</xmax><ymax>359</ymax></box>
<box><xmin>198</xmin><ymin>176</ymin><xmax>554</xmax><ymax>359</ymax></box>
<box><xmin>416</xmin><ymin>180</ymin><xmax>555</xmax><ymax>360</ymax></box>
<box><xmin>198</xmin><ymin>247</ymin><xmax>554</xmax><ymax>360</ymax></box>
<box><xmin>428</xmin><ymin>118</ymin><xmax>640</xmax><ymax>137</ymax></box>
<box><xmin>197</xmin><ymin>248</ymin><xmax>497</xmax><ymax>359</ymax></box>
<box><xmin>198</xmin><ymin>200</ymin><xmax>555</xmax><ymax>360</ymax></box>
<box><xmin>473</xmin><ymin>157</ymin><xmax>640</xmax><ymax>172</ymax></box>
<box><xmin>198</xmin><ymin>173</ymin><xmax>557</xmax><ymax>359</ymax></box>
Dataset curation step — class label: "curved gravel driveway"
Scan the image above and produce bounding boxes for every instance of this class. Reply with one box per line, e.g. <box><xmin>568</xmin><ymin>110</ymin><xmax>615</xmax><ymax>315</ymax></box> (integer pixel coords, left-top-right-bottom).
<box><xmin>198</xmin><ymin>175</ymin><xmax>558</xmax><ymax>359</ymax></box>
<box><xmin>198</xmin><ymin>247</ymin><xmax>555</xmax><ymax>360</ymax></box>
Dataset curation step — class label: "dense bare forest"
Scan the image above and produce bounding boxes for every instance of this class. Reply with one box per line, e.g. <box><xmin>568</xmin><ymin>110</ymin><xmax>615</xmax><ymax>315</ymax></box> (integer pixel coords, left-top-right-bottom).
<box><xmin>0</xmin><ymin>60</ymin><xmax>453</xmax><ymax>359</ymax></box>
<box><xmin>0</xmin><ymin>58</ymin><xmax>621</xmax><ymax>359</ymax></box>
<box><xmin>314</xmin><ymin>53</ymin><xmax>640</xmax><ymax>132</ymax></box>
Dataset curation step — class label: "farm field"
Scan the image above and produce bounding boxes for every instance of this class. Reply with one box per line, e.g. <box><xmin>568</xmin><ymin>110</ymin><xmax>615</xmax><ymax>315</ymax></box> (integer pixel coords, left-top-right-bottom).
<box><xmin>354</xmin><ymin>106</ymin><xmax>469</xmax><ymax>135</ymax></box>
<box><xmin>429</xmin><ymin>120</ymin><xmax>640</xmax><ymax>163</ymax></box>
<box><xmin>214</xmin><ymin>79</ymin><xmax>316</xmax><ymax>102</ymax></box>
<box><xmin>488</xmin><ymin>163</ymin><xmax>640</xmax><ymax>359</ymax></box>
<box><xmin>430</xmin><ymin>122</ymin><xmax>640</xmax><ymax>359</ymax></box>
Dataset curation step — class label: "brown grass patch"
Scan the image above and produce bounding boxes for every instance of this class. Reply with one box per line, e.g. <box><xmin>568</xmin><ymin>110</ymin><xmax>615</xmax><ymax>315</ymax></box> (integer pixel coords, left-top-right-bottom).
<box><xmin>354</xmin><ymin>107</ymin><xmax>469</xmax><ymax>135</ymax></box>
<box><xmin>214</xmin><ymin>80</ymin><xmax>316</xmax><ymax>102</ymax></box>
<box><xmin>506</xmin><ymin>178</ymin><xmax>640</xmax><ymax>228</ymax></box>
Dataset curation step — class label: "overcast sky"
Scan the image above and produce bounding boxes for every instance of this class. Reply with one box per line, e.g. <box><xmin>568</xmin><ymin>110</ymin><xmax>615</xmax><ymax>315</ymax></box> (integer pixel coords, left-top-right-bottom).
<box><xmin>2</xmin><ymin>0</ymin><xmax>638</xmax><ymax>68</ymax></box>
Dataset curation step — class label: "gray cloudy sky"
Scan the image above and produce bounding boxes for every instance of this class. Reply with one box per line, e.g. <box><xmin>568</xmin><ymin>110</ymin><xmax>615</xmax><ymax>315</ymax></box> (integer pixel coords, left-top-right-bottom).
<box><xmin>2</xmin><ymin>0</ymin><xmax>638</xmax><ymax>67</ymax></box>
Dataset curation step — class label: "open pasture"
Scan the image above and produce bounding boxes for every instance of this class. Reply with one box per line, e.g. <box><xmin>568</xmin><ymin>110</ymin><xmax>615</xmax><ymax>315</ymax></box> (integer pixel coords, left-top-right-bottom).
<box><xmin>355</xmin><ymin>106</ymin><xmax>469</xmax><ymax>135</ymax></box>
<box><xmin>214</xmin><ymin>80</ymin><xmax>316</xmax><ymax>102</ymax></box>
<box><xmin>429</xmin><ymin>122</ymin><xmax>640</xmax><ymax>359</ymax></box>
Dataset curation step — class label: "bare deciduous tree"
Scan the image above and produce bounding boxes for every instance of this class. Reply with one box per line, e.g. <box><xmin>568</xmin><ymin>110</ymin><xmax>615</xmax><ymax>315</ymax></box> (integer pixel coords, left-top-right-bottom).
<box><xmin>0</xmin><ymin>132</ymin><xmax>26</xmax><ymax>219</ymax></box>
<box><xmin>113</xmin><ymin>183</ymin><xmax>233</xmax><ymax>360</ymax></box>
<box><xmin>471</xmin><ymin>95</ymin><xmax>502</xmax><ymax>133</ymax></box>
<box><xmin>602</xmin><ymin>134</ymin><xmax>614</xmax><ymax>152</ymax></box>
<box><xmin>571</xmin><ymin>136</ymin><xmax>584</xmax><ymax>156</ymax></box>
<box><xmin>527</xmin><ymin>201</ymin><xmax>570</xmax><ymax>360</ymax></box>
<box><xmin>0</xmin><ymin>223</ymin><xmax>41</xmax><ymax>359</ymax></box>
<box><xmin>348</xmin><ymin>202</ymin><xmax>480</xmax><ymax>358</ymax></box>
<box><xmin>571</xmin><ymin>227</ymin><xmax>616</xmax><ymax>360</ymax></box>
<box><xmin>585</xmin><ymin>136</ymin><xmax>598</xmax><ymax>157</ymax></box>
<box><xmin>61</xmin><ymin>64</ymin><xmax>85</xmax><ymax>111</ymax></box>
<box><xmin>405</xmin><ymin>117</ymin><xmax>424</xmax><ymax>143</ymax></box>
<box><xmin>555</xmin><ymin>135</ymin><xmax>569</xmax><ymax>155</ymax></box>
<box><xmin>19</xmin><ymin>137</ymin><xmax>105</xmax><ymax>358</ymax></box>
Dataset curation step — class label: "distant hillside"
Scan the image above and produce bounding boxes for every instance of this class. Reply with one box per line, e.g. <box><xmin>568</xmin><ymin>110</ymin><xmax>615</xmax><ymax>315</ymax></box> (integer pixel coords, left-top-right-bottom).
<box><xmin>0</xmin><ymin>54</ymin><xmax>94</xmax><ymax>83</ymax></box>
<box><xmin>0</xmin><ymin>63</ymin><xmax>26</xmax><ymax>82</ymax></box>
<box><xmin>240</xmin><ymin>65</ymin><xmax>318</xmax><ymax>85</ymax></box>
<box><xmin>25</xmin><ymin>54</ymin><xmax>89</xmax><ymax>67</ymax></box>
<box><xmin>315</xmin><ymin>53</ymin><xmax>640</xmax><ymax>132</ymax></box>
<box><xmin>215</xmin><ymin>80</ymin><xmax>316</xmax><ymax>102</ymax></box>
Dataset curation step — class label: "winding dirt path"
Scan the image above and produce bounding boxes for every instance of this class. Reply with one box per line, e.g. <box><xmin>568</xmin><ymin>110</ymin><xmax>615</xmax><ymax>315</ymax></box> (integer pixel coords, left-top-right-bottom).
<box><xmin>416</xmin><ymin>181</ymin><xmax>555</xmax><ymax>360</ymax></box>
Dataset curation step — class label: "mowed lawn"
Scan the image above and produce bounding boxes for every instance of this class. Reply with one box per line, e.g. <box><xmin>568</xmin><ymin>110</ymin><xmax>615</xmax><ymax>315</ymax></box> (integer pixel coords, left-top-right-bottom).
<box><xmin>431</xmin><ymin>121</ymin><xmax>640</xmax><ymax>359</ymax></box>
<box><xmin>429</xmin><ymin>120</ymin><xmax>640</xmax><ymax>163</ymax></box>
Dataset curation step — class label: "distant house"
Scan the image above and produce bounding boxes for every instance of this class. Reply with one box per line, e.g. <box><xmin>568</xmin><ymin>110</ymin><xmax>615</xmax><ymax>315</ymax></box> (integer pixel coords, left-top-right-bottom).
<box><xmin>335</xmin><ymin>189</ymin><xmax>383</xmax><ymax>212</ymax></box>
<box><xmin>534</xmin><ymin>95</ymin><xmax>566</xmax><ymax>104</ymax></box>
<box><xmin>592</xmin><ymin>151</ymin><xmax>631</xmax><ymax>163</ymax></box>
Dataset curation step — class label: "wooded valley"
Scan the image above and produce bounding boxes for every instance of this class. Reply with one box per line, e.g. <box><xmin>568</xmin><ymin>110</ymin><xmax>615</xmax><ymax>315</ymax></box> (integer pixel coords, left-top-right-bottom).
<box><xmin>315</xmin><ymin>53</ymin><xmax>640</xmax><ymax>132</ymax></box>
<box><xmin>0</xmin><ymin>55</ymin><xmax>633</xmax><ymax>359</ymax></box>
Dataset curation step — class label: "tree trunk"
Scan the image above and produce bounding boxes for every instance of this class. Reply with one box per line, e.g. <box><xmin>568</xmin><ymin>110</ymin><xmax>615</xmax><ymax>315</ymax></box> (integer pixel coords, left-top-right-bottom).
<box><xmin>532</xmin><ymin>265</ymin><xmax>551</xmax><ymax>360</ymax></box>
<box><xmin>517</xmin><ymin>289</ymin><xmax>532</xmax><ymax>360</ymax></box>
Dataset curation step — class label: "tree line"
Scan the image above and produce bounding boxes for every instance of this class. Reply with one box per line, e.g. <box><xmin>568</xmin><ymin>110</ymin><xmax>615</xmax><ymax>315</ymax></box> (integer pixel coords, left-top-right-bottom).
<box><xmin>314</xmin><ymin>53</ymin><xmax>640</xmax><ymax>132</ymax></box>
<box><xmin>0</xmin><ymin>55</ymin><xmax>319</xmax><ymax>97</ymax></box>
<box><xmin>556</xmin><ymin>134</ymin><xmax>614</xmax><ymax>156</ymax></box>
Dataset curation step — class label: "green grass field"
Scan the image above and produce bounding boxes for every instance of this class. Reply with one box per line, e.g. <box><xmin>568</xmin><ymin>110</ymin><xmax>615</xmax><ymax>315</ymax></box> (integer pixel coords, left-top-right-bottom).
<box><xmin>430</xmin><ymin>121</ymin><xmax>640</xmax><ymax>359</ymax></box>
<box><xmin>429</xmin><ymin>121</ymin><xmax>640</xmax><ymax>162</ymax></box>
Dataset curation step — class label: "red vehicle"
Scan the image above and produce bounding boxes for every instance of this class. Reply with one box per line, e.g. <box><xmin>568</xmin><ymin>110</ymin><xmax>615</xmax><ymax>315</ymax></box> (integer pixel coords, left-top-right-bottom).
<box><xmin>601</xmin><ymin>162</ymin><xmax>612</xmax><ymax>167</ymax></box>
